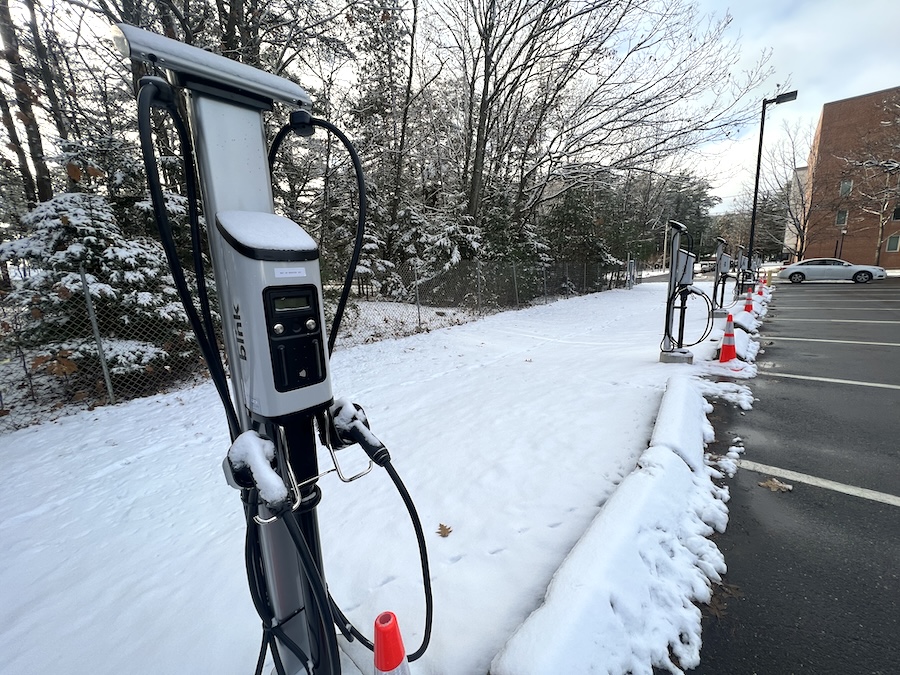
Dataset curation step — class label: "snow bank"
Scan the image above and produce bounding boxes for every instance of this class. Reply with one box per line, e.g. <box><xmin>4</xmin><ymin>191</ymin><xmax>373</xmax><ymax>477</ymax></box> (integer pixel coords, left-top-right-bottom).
<box><xmin>491</xmin><ymin>375</ymin><xmax>729</xmax><ymax>675</ymax></box>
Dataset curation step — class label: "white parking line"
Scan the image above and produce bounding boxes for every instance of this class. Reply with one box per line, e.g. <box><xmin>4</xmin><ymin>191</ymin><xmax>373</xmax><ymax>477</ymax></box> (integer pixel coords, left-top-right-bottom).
<box><xmin>770</xmin><ymin>318</ymin><xmax>900</xmax><ymax>324</ymax></box>
<box><xmin>767</xmin><ymin>336</ymin><xmax>900</xmax><ymax>347</ymax></box>
<box><xmin>738</xmin><ymin>459</ymin><xmax>900</xmax><ymax>508</ymax></box>
<box><xmin>760</xmin><ymin>372</ymin><xmax>900</xmax><ymax>390</ymax></box>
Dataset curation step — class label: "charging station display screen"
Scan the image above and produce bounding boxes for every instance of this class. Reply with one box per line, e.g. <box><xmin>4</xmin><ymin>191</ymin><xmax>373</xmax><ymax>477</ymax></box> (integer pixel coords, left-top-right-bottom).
<box><xmin>273</xmin><ymin>296</ymin><xmax>311</xmax><ymax>311</ymax></box>
<box><xmin>263</xmin><ymin>286</ymin><xmax>326</xmax><ymax>393</ymax></box>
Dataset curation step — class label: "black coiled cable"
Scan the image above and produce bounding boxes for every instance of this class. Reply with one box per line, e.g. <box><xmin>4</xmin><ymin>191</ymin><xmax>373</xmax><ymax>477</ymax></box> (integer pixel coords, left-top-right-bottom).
<box><xmin>136</xmin><ymin>76</ymin><xmax>240</xmax><ymax>440</ymax></box>
<box><xmin>268</xmin><ymin>111</ymin><xmax>366</xmax><ymax>356</ymax></box>
<box><xmin>660</xmin><ymin>285</ymin><xmax>715</xmax><ymax>351</ymax></box>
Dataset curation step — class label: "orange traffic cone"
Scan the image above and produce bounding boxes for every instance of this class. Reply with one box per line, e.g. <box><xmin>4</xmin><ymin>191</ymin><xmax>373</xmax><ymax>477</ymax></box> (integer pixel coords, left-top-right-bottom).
<box><xmin>374</xmin><ymin>612</ymin><xmax>411</xmax><ymax>675</ymax></box>
<box><xmin>757</xmin><ymin>283</ymin><xmax>764</xmax><ymax>296</ymax></box>
<box><xmin>743</xmin><ymin>290</ymin><xmax>754</xmax><ymax>313</ymax></box>
<box><xmin>719</xmin><ymin>314</ymin><xmax>737</xmax><ymax>363</ymax></box>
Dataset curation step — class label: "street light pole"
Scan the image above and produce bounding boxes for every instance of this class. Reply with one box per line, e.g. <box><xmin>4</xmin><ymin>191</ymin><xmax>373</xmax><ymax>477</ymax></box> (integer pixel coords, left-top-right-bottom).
<box><xmin>747</xmin><ymin>90</ymin><xmax>797</xmax><ymax>290</ymax></box>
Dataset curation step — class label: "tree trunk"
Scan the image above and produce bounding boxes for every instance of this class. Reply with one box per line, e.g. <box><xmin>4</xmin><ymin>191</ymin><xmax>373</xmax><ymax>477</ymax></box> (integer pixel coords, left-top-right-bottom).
<box><xmin>388</xmin><ymin>0</ymin><xmax>419</xmax><ymax>233</ymax></box>
<box><xmin>0</xmin><ymin>0</ymin><xmax>54</xmax><ymax>202</ymax></box>
<box><xmin>0</xmin><ymin>87</ymin><xmax>37</xmax><ymax>207</ymax></box>
<box><xmin>466</xmin><ymin>40</ymin><xmax>492</xmax><ymax>222</ymax></box>
<box><xmin>23</xmin><ymin>0</ymin><xmax>68</xmax><ymax>140</ymax></box>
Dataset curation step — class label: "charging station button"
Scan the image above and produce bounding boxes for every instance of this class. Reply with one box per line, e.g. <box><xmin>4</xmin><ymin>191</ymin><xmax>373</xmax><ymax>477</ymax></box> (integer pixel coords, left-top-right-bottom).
<box><xmin>263</xmin><ymin>286</ymin><xmax>326</xmax><ymax>393</ymax></box>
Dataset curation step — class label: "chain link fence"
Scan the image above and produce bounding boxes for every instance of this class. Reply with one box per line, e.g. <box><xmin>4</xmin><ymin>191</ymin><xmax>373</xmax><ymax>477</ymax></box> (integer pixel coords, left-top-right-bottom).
<box><xmin>0</xmin><ymin>259</ymin><xmax>637</xmax><ymax>433</ymax></box>
<box><xmin>0</xmin><ymin>263</ymin><xmax>209</xmax><ymax>433</ymax></box>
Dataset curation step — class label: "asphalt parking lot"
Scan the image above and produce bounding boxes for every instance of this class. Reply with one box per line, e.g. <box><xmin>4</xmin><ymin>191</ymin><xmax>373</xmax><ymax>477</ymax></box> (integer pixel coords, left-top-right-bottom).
<box><xmin>693</xmin><ymin>277</ymin><xmax>900</xmax><ymax>674</ymax></box>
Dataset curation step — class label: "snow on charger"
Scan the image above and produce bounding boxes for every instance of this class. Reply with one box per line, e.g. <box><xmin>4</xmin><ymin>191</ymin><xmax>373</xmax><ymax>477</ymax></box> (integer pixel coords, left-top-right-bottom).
<box><xmin>226</xmin><ymin>398</ymin><xmax>392</xmax><ymax>510</ymax></box>
<box><xmin>226</xmin><ymin>430</ymin><xmax>289</xmax><ymax>508</ymax></box>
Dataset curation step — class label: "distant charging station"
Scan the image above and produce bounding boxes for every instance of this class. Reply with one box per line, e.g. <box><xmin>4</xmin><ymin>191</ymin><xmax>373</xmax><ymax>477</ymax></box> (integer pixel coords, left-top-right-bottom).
<box><xmin>712</xmin><ymin>237</ymin><xmax>731</xmax><ymax>318</ymax></box>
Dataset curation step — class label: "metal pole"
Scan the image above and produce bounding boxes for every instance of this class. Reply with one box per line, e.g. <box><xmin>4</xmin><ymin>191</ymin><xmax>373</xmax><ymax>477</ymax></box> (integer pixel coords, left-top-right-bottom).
<box><xmin>79</xmin><ymin>265</ymin><xmax>115</xmax><ymax>405</ymax></box>
<box><xmin>748</xmin><ymin>99</ymin><xmax>767</xmax><ymax>268</ymax></box>
<box><xmin>676</xmin><ymin>288</ymin><xmax>689</xmax><ymax>349</ymax></box>
<box><xmin>712</xmin><ymin>237</ymin><xmax>726</xmax><ymax>311</ymax></box>
<box><xmin>414</xmin><ymin>260</ymin><xmax>422</xmax><ymax>330</ymax></box>
<box><xmin>734</xmin><ymin>245</ymin><xmax>746</xmax><ymax>300</ymax></box>
<box><xmin>476</xmin><ymin>258</ymin><xmax>482</xmax><ymax>314</ymax></box>
<box><xmin>749</xmin><ymin>90</ymin><xmax>798</xmax><ymax>270</ymax></box>
<box><xmin>543</xmin><ymin>266</ymin><xmax>548</xmax><ymax>303</ymax></box>
<box><xmin>662</xmin><ymin>220</ymin><xmax>669</xmax><ymax>273</ymax></box>
<box><xmin>512</xmin><ymin>260</ymin><xmax>519</xmax><ymax>307</ymax></box>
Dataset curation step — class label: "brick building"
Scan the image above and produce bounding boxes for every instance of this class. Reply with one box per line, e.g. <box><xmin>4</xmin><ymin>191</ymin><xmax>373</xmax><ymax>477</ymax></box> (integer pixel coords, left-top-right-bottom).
<box><xmin>803</xmin><ymin>86</ymin><xmax>900</xmax><ymax>268</ymax></box>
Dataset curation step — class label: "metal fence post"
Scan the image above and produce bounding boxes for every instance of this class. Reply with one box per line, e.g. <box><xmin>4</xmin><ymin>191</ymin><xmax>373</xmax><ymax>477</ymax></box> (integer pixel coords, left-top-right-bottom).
<box><xmin>543</xmin><ymin>266</ymin><xmax>548</xmax><ymax>303</ymax></box>
<box><xmin>476</xmin><ymin>259</ymin><xmax>482</xmax><ymax>314</ymax></box>
<box><xmin>413</xmin><ymin>260</ymin><xmax>422</xmax><ymax>330</ymax></box>
<box><xmin>512</xmin><ymin>261</ymin><xmax>519</xmax><ymax>307</ymax></box>
<box><xmin>79</xmin><ymin>265</ymin><xmax>115</xmax><ymax>405</ymax></box>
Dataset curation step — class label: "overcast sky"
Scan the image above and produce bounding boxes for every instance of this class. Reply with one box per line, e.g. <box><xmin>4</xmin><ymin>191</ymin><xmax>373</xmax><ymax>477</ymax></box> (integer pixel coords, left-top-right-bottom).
<box><xmin>693</xmin><ymin>0</ymin><xmax>900</xmax><ymax>212</ymax></box>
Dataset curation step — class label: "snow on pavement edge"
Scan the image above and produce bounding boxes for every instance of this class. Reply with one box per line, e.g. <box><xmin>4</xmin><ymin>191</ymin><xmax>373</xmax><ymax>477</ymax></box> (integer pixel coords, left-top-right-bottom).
<box><xmin>491</xmin><ymin>374</ymin><xmax>731</xmax><ymax>675</ymax></box>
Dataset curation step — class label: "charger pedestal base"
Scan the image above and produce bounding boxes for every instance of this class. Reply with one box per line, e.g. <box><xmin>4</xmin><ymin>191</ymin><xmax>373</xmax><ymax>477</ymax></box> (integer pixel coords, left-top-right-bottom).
<box><xmin>659</xmin><ymin>348</ymin><xmax>694</xmax><ymax>364</ymax></box>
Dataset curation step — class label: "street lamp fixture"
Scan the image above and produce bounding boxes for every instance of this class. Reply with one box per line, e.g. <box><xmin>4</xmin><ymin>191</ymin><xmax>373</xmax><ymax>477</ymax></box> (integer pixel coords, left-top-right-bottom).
<box><xmin>746</xmin><ymin>89</ymin><xmax>798</xmax><ymax>290</ymax></box>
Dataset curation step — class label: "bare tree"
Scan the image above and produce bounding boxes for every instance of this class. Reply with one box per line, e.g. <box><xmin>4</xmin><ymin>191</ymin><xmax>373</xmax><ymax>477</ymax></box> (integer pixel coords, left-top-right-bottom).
<box><xmin>428</xmin><ymin>0</ymin><xmax>770</xmax><ymax>255</ymax></box>
<box><xmin>834</xmin><ymin>99</ymin><xmax>900</xmax><ymax>266</ymax></box>
<box><xmin>756</xmin><ymin>121</ymin><xmax>815</xmax><ymax>260</ymax></box>
<box><xmin>0</xmin><ymin>0</ymin><xmax>54</xmax><ymax>203</ymax></box>
<box><xmin>847</xmin><ymin>158</ymin><xmax>900</xmax><ymax>266</ymax></box>
<box><xmin>0</xmin><ymin>83</ymin><xmax>37</xmax><ymax>207</ymax></box>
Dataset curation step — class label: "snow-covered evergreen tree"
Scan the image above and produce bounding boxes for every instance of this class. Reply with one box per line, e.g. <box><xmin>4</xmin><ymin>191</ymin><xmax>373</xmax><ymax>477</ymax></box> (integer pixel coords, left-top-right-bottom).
<box><xmin>0</xmin><ymin>192</ymin><xmax>197</xmax><ymax>401</ymax></box>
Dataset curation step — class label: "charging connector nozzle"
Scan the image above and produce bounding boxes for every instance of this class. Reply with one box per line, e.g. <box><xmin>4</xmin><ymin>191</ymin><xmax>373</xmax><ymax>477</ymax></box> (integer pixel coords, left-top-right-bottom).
<box><xmin>327</xmin><ymin>399</ymin><xmax>391</xmax><ymax>466</ymax></box>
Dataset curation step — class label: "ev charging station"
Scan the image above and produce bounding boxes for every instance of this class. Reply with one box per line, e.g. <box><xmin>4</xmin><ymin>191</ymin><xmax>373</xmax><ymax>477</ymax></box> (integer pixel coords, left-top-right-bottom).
<box><xmin>112</xmin><ymin>24</ymin><xmax>431</xmax><ymax>675</ymax></box>
<box><xmin>659</xmin><ymin>221</ymin><xmax>695</xmax><ymax>364</ymax></box>
<box><xmin>626</xmin><ymin>255</ymin><xmax>637</xmax><ymax>290</ymax></box>
<box><xmin>711</xmin><ymin>237</ymin><xmax>731</xmax><ymax>318</ymax></box>
<box><xmin>735</xmin><ymin>245</ymin><xmax>752</xmax><ymax>297</ymax></box>
<box><xmin>659</xmin><ymin>220</ymin><xmax>716</xmax><ymax>364</ymax></box>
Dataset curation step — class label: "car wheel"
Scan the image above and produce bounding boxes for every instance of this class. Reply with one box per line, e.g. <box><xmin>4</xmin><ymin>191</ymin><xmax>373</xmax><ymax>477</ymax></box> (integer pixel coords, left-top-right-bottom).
<box><xmin>788</xmin><ymin>272</ymin><xmax>805</xmax><ymax>283</ymax></box>
<box><xmin>853</xmin><ymin>271</ymin><xmax>872</xmax><ymax>283</ymax></box>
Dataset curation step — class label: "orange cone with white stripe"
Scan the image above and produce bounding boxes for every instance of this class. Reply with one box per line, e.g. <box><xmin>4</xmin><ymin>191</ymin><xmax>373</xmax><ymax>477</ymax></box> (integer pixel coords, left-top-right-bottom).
<box><xmin>719</xmin><ymin>314</ymin><xmax>737</xmax><ymax>363</ymax></box>
<box><xmin>374</xmin><ymin>612</ymin><xmax>411</xmax><ymax>675</ymax></box>
<box><xmin>743</xmin><ymin>290</ymin><xmax>754</xmax><ymax>313</ymax></box>
<box><xmin>757</xmin><ymin>282</ymin><xmax>764</xmax><ymax>296</ymax></box>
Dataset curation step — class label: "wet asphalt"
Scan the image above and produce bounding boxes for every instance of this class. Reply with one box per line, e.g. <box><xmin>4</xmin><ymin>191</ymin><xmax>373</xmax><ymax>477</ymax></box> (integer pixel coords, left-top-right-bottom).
<box><xmin>690</xmin><ymin>277</ymin><xmax>900</xmax><ymax>675</ymax></box>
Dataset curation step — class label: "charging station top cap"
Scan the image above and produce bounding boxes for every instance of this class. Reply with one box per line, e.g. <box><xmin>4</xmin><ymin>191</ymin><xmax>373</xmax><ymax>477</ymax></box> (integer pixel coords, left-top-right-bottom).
<box><xmin>111</xmin><ymin>24</ymin><xmax>312</xmax><ymax>108</ymax></box>
<box><xmin>217</xmin><ymin>211</ymin><xmax>319</xmax><ymax>261</ymax></box>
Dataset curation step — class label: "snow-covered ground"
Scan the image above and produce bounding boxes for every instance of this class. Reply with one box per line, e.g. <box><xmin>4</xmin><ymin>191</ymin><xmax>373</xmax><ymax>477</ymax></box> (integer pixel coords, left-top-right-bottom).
<box><xmin>0</xmin><ymin>280</ymin><xmax>768</xmax><ymax>675</ymax></box>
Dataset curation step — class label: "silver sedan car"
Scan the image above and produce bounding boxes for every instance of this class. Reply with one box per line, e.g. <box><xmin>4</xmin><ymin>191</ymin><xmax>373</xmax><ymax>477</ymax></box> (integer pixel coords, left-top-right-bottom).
<box><xmin>777</xmin><ymin>258</ymin><xmax>887</xmax><ymax>283</ymax></box>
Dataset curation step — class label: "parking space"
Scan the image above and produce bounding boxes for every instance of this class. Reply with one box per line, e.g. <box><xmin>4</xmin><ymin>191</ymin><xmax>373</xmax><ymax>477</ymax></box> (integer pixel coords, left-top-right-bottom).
<box><xmin>751</xmin><ymin>280</ymin><xmax>900</xmax><ymax>491</ymax></box>
<box><xmin>693</xmin><ymin>277</ymin><xmax>900</xmax><ymax>674</ymax></box>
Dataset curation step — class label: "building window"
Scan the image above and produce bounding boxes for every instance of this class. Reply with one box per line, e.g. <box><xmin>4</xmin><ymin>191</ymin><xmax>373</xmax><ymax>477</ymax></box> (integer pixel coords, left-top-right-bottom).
<box><xmin>840</xmin><ymin>179</ymin><xmax>853</xmax><ymax>197</ymax></box>
<box><xmin>887</xmin><ymin>234</ymin><xmax>900</xmax><ymax>253</ymax></box>
<box><xmin>836</xmin><ymin>210</ymin><xmax>848</xmax><ymax>226</ymax></box>
<box><xmin>893</xmin><ymin>206</ymin><xmax>900</xmax><ymax>220</ymax></box>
